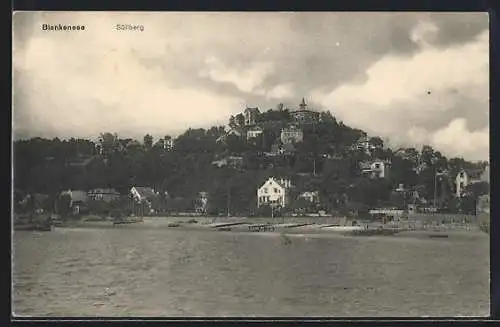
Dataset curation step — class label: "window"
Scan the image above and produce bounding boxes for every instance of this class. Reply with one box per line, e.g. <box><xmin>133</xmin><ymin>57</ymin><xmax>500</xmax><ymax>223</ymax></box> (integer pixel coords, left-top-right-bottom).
<box><xmin>264</xmin><ymin>188</ymin><xmax>268</xmax><ymax>193</ymax></box>
<box><xmin>375</xmin><ymin>163</ymin><xmax>381</xmax><ymax>169</ymax></box>
<box><xmin>460</xmin><ymin>172</ymin><xmax>465</xmax><ymax>178</ymax></box>
<box><xmin>274</xmin><ymin>188</ymin><xmax>278</xmax><ymax>193</ymax></box>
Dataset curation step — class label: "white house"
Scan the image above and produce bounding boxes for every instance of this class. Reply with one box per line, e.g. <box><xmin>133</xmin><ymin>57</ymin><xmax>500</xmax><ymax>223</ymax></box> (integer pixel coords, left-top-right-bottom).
<box><xmin>130</xmin><ymin>186</ymin><xmax>159</xmax><ymax>206</ymax></box>
<box><xmin>257</xmin><ymin>177</ymin><xmax>293</xmax><ymax>208</ymax></box>
<box><xmin>455</xmin><ymin>168</ymin><xmax>487</xmax><ymax>197</ymax></box>
<box><xmin>359</xmin><ymin>159</ymin><xmax>391</xmax><ymax>179</ymax></box>
<box><xmin>247</xmin><ymin>126</ymin><xmax>264</xmax><ymax>140</ymax></box>
<box><xmin>280</xmin><ymin>125</ymin><xmax>303</xmax><ymax>144</ymax></box>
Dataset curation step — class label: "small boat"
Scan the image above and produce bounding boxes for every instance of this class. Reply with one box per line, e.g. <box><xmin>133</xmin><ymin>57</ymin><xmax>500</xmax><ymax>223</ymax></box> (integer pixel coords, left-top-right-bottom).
<box><xmin>217</xmin><ymin>227</ymin><xmax>232</xmax><ymax>231</ymax></box>
<box><xmin>167</xmin><ymin>223</ymin><xmax>181</xmax><ymax>227</ymax></box>
<box><xmin>113</xmin><ymin>216</ymin><xmax>143</xmax><ymax>225</ymax></box>
<box><xmin>428</xmin><ymin>234</ymin><xmax>449</xmax><ymax>238</ymax></box>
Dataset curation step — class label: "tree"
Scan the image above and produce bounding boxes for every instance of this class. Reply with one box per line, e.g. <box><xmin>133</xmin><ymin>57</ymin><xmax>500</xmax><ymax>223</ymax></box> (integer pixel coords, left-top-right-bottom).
<box><xmin>228</xmin><ymin>115</ymin><xmax>237</xmax><ymax>128</ymax></box>
<box><xmin>57</xmin><ymin>194</ymin><xmax>72</xmax><ymax>217</ymax></box>
<box><xmin>143</xmin><ymin>134</ymin><xmax>153</xmax><ymax>149</ymax></box>
<box><xmin>99</xmin><ymin>132</ymin><xmax>118</xmax><ymax>155</ymax></box>
<box><xmin>369</xmin><ymin>136</ymin><xmax>384</xmax><ymax>149</ymax></box>
<box><xmin>235</xmin><ymin>113</ymin><xmax>245</xmax><ymax>126</ymax></box>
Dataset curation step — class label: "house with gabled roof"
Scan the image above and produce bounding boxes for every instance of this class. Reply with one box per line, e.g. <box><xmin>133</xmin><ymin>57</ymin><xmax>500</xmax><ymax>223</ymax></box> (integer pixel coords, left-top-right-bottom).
<box><xmin>257</xmin><ymin>177</ymin><xmax>293</xmax><ymax>208</ymax></box>
<box><xmin>216</xmin><ymin>127</ymin><xmax>244</xmax><ymax>144</ymax></box>
<box><xmin>130</xmin><ymin>186</ymin><xmax>159</xmax><ymax>206</ymax></box>
<box><xmin>455</xmin><ymin>167</ymin><xmax>488</xmax><ymax>197</ymax></box>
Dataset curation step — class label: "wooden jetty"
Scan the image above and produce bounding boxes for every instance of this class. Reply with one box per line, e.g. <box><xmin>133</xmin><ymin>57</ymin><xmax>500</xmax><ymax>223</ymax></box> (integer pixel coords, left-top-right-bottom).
<box><xmin>209</xmin><ymin>222</ymin><xmax>246</xmax><ymax>229</ymax></box>
<box><xmin>344</xmin><ymin>228</ymin><xmax>399</xmax><ymax>237</ymax></box>
<box><xmin>248</xmin><ymin>224</ymin><xmax>275</xmax><ymax>232</ymax></box>
<box><xmin>113</xmin><ymin>216</ymin><xmax>143</xmax><ymax>226</ymax></box>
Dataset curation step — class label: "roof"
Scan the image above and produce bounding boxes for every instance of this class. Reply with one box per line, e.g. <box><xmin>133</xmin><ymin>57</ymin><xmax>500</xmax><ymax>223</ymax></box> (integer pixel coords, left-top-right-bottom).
<box><xmin>262</xmin><ymin>177</ymin><xmax>291</xmax><ymax>189</ymax></box>
<box><xmin>359</xmin><ymin>161</ymin><xmax>372</xmax><ymax>170</ymax></box>
<box><xmin>67</xmin><ymin>156</ymin><xmax>95</xmax><ymax>167</ymax></box>
<box><xmin>282</xmin><ymin>143</ymin><xmax>296</xmax><ymax>152</ymax></box>
<box><xmin>61</xmin><ymin>190</ymin><xmax>88</xmax><ymax>202</ymax></box>
<box><xmin>244</xmin><ymin>107</ymin><xmax>260</xmax><ymax>114</ymax></box>
<box><xmin>460</xmin><ymin>168</ymin><xmax>484</xmax><ymax>179</ymax></box>
<box><xmin>88</xmin><ymin>188</ymin><xmax>120</xmax><ymax>195</ymax></box>
<box><xmin>132</xmin><ymin>186</ymin><xmax>157</xmax><ymax>199</ymax></box>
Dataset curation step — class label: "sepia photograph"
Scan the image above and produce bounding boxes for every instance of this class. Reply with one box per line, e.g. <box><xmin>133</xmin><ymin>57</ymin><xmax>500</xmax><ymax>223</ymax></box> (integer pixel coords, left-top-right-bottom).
<box><xmin>12</xmin><ymin>11</ymin><xmax>490</xmax><ymax>317</ymax></box>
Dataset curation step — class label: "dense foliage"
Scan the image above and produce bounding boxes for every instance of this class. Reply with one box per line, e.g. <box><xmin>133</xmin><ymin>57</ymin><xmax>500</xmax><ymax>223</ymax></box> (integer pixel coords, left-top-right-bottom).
<box><xmin>13</xmin><ymin>110</ymin><xmax>487</xmax><ymax>216</ymax></box>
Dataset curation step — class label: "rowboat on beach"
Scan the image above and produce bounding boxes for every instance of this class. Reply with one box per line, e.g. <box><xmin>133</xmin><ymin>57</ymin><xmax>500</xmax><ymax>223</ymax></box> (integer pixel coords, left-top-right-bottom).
<box><xmin>112</xmin><ymin>216</ymin><xmax>144</xmax><ymax>225</ymax></box>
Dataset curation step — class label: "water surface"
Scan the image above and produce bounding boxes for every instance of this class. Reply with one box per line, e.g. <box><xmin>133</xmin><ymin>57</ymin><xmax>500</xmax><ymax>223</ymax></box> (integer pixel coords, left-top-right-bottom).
<box><xmin>12</xmin><ymin>222</ymin><xmax>489</xmax><ymax>317</ymax></box>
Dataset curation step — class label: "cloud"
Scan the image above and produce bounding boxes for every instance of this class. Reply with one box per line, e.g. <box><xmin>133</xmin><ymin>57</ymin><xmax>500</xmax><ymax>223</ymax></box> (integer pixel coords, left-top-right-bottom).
<box><xmin>431</xmin><ymin>118</ymin><xmax>489</xmax><ymax>161</ymax></box>
<box><xmin>314</xmin><ymin>26</ymin><xmax>489</xmax><ymax>160</ymax></box>
<box><xmin>13</xmin><ymin>12</ymin><xmax>489</xmax><ymax>160</ymax></box>
<box><xmin>200</xmin><ymin>56</ymin><xmax>275</xmax><ymax>93</ymax></box>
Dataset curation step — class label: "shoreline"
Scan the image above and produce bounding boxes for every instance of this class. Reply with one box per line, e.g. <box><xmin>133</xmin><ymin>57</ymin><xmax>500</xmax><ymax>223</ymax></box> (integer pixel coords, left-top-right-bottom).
<box><xmin>30</xmin><ymin>216</ymin><xmax>488</xmax><ymax>241</ymax></box>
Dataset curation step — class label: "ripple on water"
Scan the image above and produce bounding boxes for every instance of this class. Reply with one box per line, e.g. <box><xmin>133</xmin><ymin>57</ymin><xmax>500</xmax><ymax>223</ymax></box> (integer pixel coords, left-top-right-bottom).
<box><xmin>12</xmin><ymin>227</ymin><xmax>490</xmax><ymax>317</ymax></box>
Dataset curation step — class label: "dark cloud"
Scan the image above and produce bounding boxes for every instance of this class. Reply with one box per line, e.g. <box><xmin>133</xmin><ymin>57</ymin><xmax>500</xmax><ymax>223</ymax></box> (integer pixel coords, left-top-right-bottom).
<box><xmin>429</xmin><ymin>12</ymin><xmax>489</xmax><ymax>47</ymax></box>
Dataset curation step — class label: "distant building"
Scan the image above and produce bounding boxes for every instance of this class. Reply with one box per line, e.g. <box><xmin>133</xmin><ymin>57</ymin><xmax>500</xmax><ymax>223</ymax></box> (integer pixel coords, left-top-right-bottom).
<box><xmin>163</xmin><ymin>136</ymin><xmax>175</xmax><ymax>151</ymax></box>
<box><xmin>350</xmin><ymin>135</ymin><xmax>374</xmax><ymax>154</ymax></box>
<box><xmin>195</xmin><ymin>191</ymin><xmax>209</xmax><ymax>213</ymax></box>
<box><xmin>244</xmin><ymin>107</ymin><xmax>260</xmax><ymax>126</ymax></box>
<box><xmin>130</xmin><ymin>186</ymin><xmax>158</xmax><ymax>207</ymax></box>
<box><xmin>246</xmin><ymin>126</ymin><xmax>264</xmax><ymax>140</ymax></box>
<box><xmin>477</xmin><ymin>194</ymin><xmax>490</xmax><ymax>214</ymax></box>
<box><xmin>211</xmin><ymin>156</ymin><xmax>244</xmax><ymax>169</ymax></box>
<box><xmin>66</xmin><ymin>156</ymin><xmax>96</xmax><ymax>169</ymax></box>
<box><xmin>359</xmin><ymin>159</ymin><xmax>391</xmax><ymax>179</ymax></box>
<box><xmin>455</xmin><ymin>168</ymin><xmax>487</xmax><ymax>197</ymax></box>
<box><xmin>257</xmin><ymin>177</ymin><xmax>293</xmax><ymax>208</ymax></box>
<box><xmin>88</xmin><ymin>188</ymin><xmax>121</xmax><ymax>203</ymax></box>
<box><xmin>60</xmin><ymin>190</ymin><xmax>89</xmax><ymax>215</ymax></box>
<box><xmin>271</xmin><ymin>142</ymin><xmax>296</xmax><ymax>156</ymax></box>
<box><xmin>216</xmin><ymin>128</ymin><xmax>243</xmax><ymax>144</ymax></box>
<box><xmin>290</xmin><ymin>98</ymin><xmax>320</xmax><ymax>125</ymax></box>
<box><xmin>298</xmin><ymin>191</ymin><xmax>320</xmax><ymax>203</ymax></box>
<box><xmin>280</xmin><ymin>124</ymin><xmax>304</xmax><ymax>144</ymax></box>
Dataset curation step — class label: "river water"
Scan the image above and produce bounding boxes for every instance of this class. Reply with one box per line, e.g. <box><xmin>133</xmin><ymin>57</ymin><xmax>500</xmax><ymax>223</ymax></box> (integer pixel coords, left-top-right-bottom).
<box><xmin>12</xmin><ymin>220</ymin><xmax>490</xmax><ymax>317</ymax></box>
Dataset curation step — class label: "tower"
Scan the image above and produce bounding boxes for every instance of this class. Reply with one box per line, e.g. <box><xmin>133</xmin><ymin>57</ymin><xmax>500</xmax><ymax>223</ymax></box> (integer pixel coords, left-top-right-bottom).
<box><xmin>299</xmin><ymin>97</ymin><xmax>307</xmax><ymax>111</ymax></box>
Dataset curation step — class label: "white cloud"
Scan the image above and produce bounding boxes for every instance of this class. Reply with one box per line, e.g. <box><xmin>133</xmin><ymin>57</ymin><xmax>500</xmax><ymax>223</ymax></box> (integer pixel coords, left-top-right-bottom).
<box><xmin>13</xmin><ymin>25</ymin><xmax>241</xmax><ymax>140</ymax></box>
<box><xmin>314</xmin><ymin>29</ymin><xmax>489</xmax><ymax>160</ymax></box>
<box><xmin>265</xmin><ymin>83</ymin><xmax>294</xmax><ymax>99</ymax></box>
<box><xmin>431</xmin><ymin>118</ymin><xmax>489</xmax><ymax>161</ymax></box>
<box><xmin>200</xmin><ymin>56</ymin><xmax>275</xmax><ymax>93</ymax></box>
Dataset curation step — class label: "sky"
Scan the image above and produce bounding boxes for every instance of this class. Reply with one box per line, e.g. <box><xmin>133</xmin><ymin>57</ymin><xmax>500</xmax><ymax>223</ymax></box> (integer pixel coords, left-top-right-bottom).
<box><xmin>12</xmin><ymin>12</ymin><xmax>489</xmax><ymax>161</ymax></box>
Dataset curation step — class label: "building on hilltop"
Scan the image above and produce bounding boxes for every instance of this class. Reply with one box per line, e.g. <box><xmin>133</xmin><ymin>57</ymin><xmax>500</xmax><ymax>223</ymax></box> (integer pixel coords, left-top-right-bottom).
<box><xmin>216</xmin><ymin>127</ymin><xmax>244</xmax><ymax>144</ymax></box>
<box><xmin>280</xmin><ymin>124</ymin><xmax>304</xmax><ymax>144</ymax></box>
<box><xmin>290</xmin><ymin>98</ymin><xmax>320</xmax><ymax>125</ymax></box>
<box><xmin>244</xmin><ymin>107</ymin><xmax>260</xmax><ymax>126</ymax></box>
<box><xmin>247</xmin><ymin>126</ymin><xmax>264</xmax><ymax>140</ymax></box>
<box><xmin>257</xmin><ymin>177</ymin><xmax>293</xmax><ymax>208</ymax></box>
